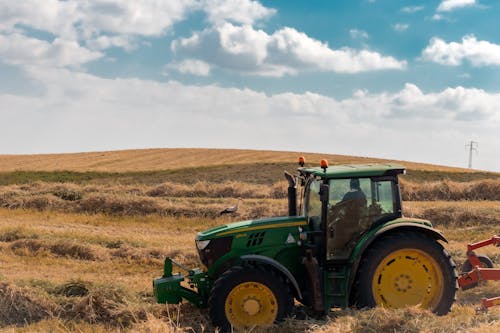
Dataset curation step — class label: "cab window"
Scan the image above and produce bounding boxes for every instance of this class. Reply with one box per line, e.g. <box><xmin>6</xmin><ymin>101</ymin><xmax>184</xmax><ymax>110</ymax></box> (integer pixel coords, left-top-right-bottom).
<box><xmin>326</xmin><ymin>177</ymin><xmax>398</xmax><ymax>260</ymax></box>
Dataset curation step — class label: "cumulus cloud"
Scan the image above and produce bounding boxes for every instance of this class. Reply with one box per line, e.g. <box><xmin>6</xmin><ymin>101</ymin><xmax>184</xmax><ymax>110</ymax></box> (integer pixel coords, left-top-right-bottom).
<box><xmin>203</xmin><ymin>0</ymin><xmax>275</xmax><ymax>25</ymax></box>
<box><xmin>401</xmin><ymin>6</ymin><xmax>424</xmax><ymax>13</ymax></box>
<box><xmin>392</xmin><ymin>24</ymin><xmax>409</xmax><ymax>32</ymax></box>
<box><xmin>0</xmin><ymin>0</ymin><xmax>198</xmax><ymax>39</ymax></box>
<box><xmin>0</xmin><ymin>0</ymin><xmax>276</xmax><ymax>51</ymax></box>
<box><xmin>86</xmin><ymin>35</ymin><xmax>136</xmax><ymax>52</ymax></box>
<box><xmin>437</xmin><ymin>0</ymin><xmax>476</xmax><ymax>12</ymax></box>
<box><xmin>167</xmin><ymin>59</ymin><xmax>212</xmax><ymax>76</ymax></box>
<box><xmin>172</xmin><ymin>23</ymin><xmax>406</xmax><ymax>77</ymax></box>
<box><xmin>349</xmin><ymin>29</ymin><xmax>369</xmax><ymax>39</ymax></box>
<box><xmin>0</xmin><ymin>33</ymin><xmax>103</xmax><ymax>68</ymax></box>
<box><xmin>422</xmin><ymin>35</ymin><xmax>500</xmax><ymax>66</ymax></box>
<box><xmin>2</xmin><ymin>67</ymin><xmax>498</xmax><ymax>170</ymax></box>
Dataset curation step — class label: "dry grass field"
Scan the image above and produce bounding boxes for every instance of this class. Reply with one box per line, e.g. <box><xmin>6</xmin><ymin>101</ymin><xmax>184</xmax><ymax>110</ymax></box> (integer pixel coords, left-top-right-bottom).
<box><xmin>0</xmin><ymin>148</ymin><xmax>499</xmax><ymax>332</ymax></box>
<box><xmin>0</xmin><ymin>148</ymin><xmax>477</xmax><ymax>172</ymax></box>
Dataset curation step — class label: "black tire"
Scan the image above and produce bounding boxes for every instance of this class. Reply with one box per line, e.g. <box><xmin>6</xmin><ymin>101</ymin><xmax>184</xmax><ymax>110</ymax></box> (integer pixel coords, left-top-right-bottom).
<box><xmin>208</xmin><ymin>265</ymin><xmax>294</xmax><ymax>332</ymax></box>
<box><xmin>460</xmin><ymin>255</ymin><xmax>494</xmax><ymax>290</ymax></box>
<box><xmin>353</xmin><ymin>231</ymin><xmax>457</xmax><ymax>315</ymax></box>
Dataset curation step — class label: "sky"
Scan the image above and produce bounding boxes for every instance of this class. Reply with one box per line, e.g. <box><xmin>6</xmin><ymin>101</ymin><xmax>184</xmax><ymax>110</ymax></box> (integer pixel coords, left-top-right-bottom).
<box><xmin>0</xmin><ymin>0</ymin><xmax>499</xmax><ymax>171</ymax></box>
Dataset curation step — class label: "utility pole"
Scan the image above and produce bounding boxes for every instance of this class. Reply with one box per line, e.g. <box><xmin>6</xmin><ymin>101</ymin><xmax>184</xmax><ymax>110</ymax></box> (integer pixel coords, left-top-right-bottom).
<box><xmin>465</xmin><ymin>141</ymin><xmax>478</xmax><ymax>169</ymax></box>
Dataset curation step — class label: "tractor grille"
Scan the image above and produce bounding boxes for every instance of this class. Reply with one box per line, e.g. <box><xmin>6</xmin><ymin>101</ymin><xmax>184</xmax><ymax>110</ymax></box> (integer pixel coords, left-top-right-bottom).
<box><xmin>198</xmin><ymin>236</ymin><xmax>233</xmax><ymax>268</ymax></box>
<box><xmin>246</xmin><ymin>232</ymin><xmax>266</xmax><ymax>247</ymax></box>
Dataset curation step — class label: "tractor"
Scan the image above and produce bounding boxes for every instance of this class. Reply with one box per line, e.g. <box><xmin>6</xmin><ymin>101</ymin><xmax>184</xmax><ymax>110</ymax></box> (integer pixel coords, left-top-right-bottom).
<box><xmin>153</xmin><ymin>158</ymin><xmax>458</xmax><ymax>331</ymax></box>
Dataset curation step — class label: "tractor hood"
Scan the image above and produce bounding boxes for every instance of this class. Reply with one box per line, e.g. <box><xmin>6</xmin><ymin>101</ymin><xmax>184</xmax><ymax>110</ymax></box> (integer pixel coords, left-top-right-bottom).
<box><xmin>196</xmin><ymin>216</ymin><xmax>307</xmax><ymax>241</ymax></box>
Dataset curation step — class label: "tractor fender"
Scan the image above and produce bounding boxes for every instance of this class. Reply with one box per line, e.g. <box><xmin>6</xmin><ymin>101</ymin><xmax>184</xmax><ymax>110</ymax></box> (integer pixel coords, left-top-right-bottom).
<box><xmin>240</xmin><ymin>254</ymin><xmax>303</xmax><ymax>300</ymax></box>
<box><xmin>347</xmin><ymin>223</ymin><xmax>448</xmax><ymax>304</ymax></box>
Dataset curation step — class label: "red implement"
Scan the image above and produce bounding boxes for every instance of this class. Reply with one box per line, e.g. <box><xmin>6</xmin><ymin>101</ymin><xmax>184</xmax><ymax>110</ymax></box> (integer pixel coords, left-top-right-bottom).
<box><xmin>457</xmin><ymin>236</ymin><xmax>500</xmax><ymax>310</ymax></box>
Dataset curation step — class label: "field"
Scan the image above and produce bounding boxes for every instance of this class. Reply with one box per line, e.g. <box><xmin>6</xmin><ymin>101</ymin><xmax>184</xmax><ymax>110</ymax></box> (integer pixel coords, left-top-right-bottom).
<box><xmin>0</xmin><ymin>148</ymin><xmax>499</xmax><ymax>332</ymax></box>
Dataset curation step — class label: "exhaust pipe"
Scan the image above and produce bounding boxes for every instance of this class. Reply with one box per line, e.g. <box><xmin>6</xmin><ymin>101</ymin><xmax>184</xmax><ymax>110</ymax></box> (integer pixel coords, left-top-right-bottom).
<box><xmin>284</xmin><ymin>171</ymin><xmax>297</xmax><ymax>216</ymax></box>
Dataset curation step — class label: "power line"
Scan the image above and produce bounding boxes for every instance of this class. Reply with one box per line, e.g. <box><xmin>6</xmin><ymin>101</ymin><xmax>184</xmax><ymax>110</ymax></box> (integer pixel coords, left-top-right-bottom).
<box><xmin>465</xmin><ymin>141</ymin><xmax>478</xmax><ymax>169</ymax></box>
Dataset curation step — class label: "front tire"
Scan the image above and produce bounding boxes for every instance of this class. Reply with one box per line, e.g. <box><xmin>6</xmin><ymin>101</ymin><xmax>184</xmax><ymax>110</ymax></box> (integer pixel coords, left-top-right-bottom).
<box><xmin>353</xmin><ymin>231</ymin><xmax>457</xmax><ymax>315</ymax></box>
<box><xmin>208</xmin><ymin>265</ymin><xmax>293</xmax><ymax>332</ymax></box>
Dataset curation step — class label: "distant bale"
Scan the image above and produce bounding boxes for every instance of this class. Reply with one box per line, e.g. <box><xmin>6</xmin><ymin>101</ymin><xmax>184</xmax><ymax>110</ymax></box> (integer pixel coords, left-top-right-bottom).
<box><xmin>400</xmin><ymin>179</ymin><xmax>500</xmax><ymax>201</ymax></box>
<box><xmin>146</xmin><ymin>183</ymin><xmax>177</xmax><ymax>197</ymax></box>
<box><xmin>23</xmin><ymin>194</ymin><xmax>67</xmax><ymax>211</ymax></box>
<box><xmin>10</xmin><ymin>239</ymin><xmax>45</xmax><ymax>256</ymax></box>
<box><xmin>466</xmin><ymin>179</ymin><xmax>500</xmax><ymax>200</ymax></box>
<box><xmin>78</xmin><ymin>195</ymin><xmax>161</xmax><ymax>216</ymax></box>
<box><xmin>146</xmin><ymin>181</ymin><xmax>270</xmax><ymax>199</ymax></box>
<box><xmin>407</xmin><ymin>207</ymin><xmax>499</xmax><ymax>227</ymax></box>
<box><xmin>49</xmin><ymin>241</ymin><xmax>99</xmax><ymax>260</ymax></box>
<box><xmin>0</xmin><ymin>227</ymin><xmax>39</xmax><ymax>242</ymax></box>
<box><xmin>269</xmin><ymin>181</ymin><xmax>287</xmax><ymax>199</ymax></box>
<box><xmin>51</xmin><ymin>184</ymin><xmax>83</xmax><ymax>201</ymax></box>
<box><xmin>63</xmin><ymin>285</ymin><xmax>143</xmax><ymax>327</ymax></box>
<box><xmin>111</xmin><ymin>246</ymin><xmax>163</xmax><ymax>264</ymax></box>
<box><xmin>10</xmin><ymin>239</ymin><xmax>100</xmax><ymax>261</ymax></box>
<box><xmin>53</xmin><ymin>281</ymin><xmax>90</xmax><ymax>297</ymax></box>
<box><xmin>0</xmin><ymin>282</ymin><xmax>55</xmax><ymax>326</ymax></box>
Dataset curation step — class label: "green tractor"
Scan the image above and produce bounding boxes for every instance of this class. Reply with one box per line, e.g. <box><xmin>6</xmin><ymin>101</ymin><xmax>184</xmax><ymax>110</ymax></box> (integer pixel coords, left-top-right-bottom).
<box><xmin>153</xmin><ymin>159</ymin><xmax>457</xmax><ymax>331</ymax></box>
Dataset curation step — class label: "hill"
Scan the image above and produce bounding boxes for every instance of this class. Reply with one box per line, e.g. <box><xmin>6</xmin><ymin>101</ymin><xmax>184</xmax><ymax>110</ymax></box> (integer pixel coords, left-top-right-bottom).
<box><xmin>0</xmin><ymin>148</ymin><xmax>483</xmax><ymax>173</ymax></box>
<box><xmin>0</xmin><ymin>148</ymin><xmax>498</xmax><ymax>186</ymax></box>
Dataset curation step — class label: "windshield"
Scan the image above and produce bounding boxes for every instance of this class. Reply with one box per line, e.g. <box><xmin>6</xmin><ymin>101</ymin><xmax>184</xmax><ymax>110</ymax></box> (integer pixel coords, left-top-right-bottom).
<box><xmin>305</xmin><ymin>178</ymin><xmax>322</xmax><ymax>218</ymax></box>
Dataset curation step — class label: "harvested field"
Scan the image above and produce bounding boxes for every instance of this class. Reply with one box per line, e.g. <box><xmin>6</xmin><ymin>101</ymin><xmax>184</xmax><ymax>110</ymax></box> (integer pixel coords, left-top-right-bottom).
<box><xmin>0</xmin><ymin>148</ymin><xmax>478</xmax><ymax>173</ymax></box>
<box><xmin>0</xmin><ymin>179</ymin><xmax>499</xmax><ymax>221</ymax></box>
<box><xmin>0</xmin><ymin>208</ymin><xmax>498</xmax><ymax>332</ymax></box>
<box><xmin>0</xmin><ymin>148</ymin><xmax>499</xmax><ymax>332</ymax></box>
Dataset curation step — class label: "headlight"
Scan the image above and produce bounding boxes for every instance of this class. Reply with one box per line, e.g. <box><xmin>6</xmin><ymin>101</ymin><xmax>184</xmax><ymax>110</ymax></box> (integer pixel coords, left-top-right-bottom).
<box><xmin>196</xmin><ymin>239</ymin><xmax>211</xmax><ymax>250</ymax></box>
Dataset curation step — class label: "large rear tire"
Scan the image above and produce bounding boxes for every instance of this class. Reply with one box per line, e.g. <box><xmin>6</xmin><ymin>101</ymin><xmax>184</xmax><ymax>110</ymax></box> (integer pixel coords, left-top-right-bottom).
<box><xmin>209</xmin><ymin>265</ymin><xmax>293</xmax><ymax>332</ymax></box>
<box><xmin>353</xmin><ymin>231</ymin><xmax>457</xmax><ymax>315</ymax></box>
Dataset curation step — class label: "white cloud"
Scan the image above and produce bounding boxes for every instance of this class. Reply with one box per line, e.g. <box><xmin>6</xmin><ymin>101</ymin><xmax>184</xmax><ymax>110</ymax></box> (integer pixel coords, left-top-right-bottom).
<box><xmin>0</xmin><ymin>33</ymin><xmax>103</xmax><ymax>68</ymax></box>
<box><xmin>401</xmin><ymin>6</ymin><xmax>424</xmax><ymax>13</ymax></box>
<box><xmin>168</xmin><ymin>59</ymin><xmax>211</xmax><ymax>76</ymax></box>
<box><xmin>203</xmin><ymin>0</ymin><xmax>275</xmax><ymax>25</ymax></box>
<box><xmin>422</xmin><ymin>35</ymin><xmax>500</xmax><ymax>66</ymax></box>
<box><xmin>2</xmin><ymin>67</ymin><xmax>498</xmax><ymax>170</ymax></box>
<box><xmin>431</xmin><ymin>14</ymin><xmax>444</xmax><ymax>21</ymax></box>
<box><xmin>86</xmin><ymin>35</ymin><xmax>136</xmax><ymax>52</ymax></box>
<box><xmin>437</xmin><ymin>0</ymin><xmax>476</xmax><ymax>12</ymax></box>
<box><xmin>0</xmin><ymin>0</ymin><xmax>277</xmax><ymax>51</ymax></box>
<box><xmin>172</xmin><ymin>23</ymin><xmax>406</xmax><ymax>77</ymax></box>
<box><xmin>392</xmin><ymin>24</ymin><xmax>409</xmax><ymax>32</ymax></box>
<box><xmin>350</xmin><ymin>29</ymin><xmax>369</xmax><ymax>39</ymax></box>
<box><xmin>0</xmin><ymin>0</ymin><xmax>198</xmax><ymax>39</ymax></box>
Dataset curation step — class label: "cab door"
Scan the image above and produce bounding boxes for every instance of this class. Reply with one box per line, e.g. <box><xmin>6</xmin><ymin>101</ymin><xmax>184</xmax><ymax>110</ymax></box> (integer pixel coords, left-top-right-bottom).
<box><xmin>326</xmin><ymin>177</ymin><xmax>399</xmax><ymax>260</ymax></box>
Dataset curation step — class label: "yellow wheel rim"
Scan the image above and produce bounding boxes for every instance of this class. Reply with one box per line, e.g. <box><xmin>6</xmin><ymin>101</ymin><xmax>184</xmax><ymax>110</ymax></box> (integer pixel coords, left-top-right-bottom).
<box><xmin>225</xmin><ymin>281</ymin><xmax>278</xmax><ymax>329</ymax></box>
<box><xmin>372</xmin><ymin>249</ymin><xmax>444</xmax><ymax>309</ymax></box>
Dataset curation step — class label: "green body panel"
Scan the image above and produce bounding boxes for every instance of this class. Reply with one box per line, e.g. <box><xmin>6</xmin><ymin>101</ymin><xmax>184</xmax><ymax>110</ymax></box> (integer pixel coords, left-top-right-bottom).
<box><xmin>196</xmin><ymin>216</ymin><xmax>307</xmax><ymax>241</ymax></box>
<box><xmin>203</xmin><ymin>216</ymin><xmax>307</xmax><ymax>278</ymax></box>
<box><xmin>349</xmin><ymin>217</ymin><xmax>433</xmax><ymax>261</ymax></box>
<box><xmin>301</xmin><ymin>164</ymin><xmax>405</xmax><ymax>179</ymax></box>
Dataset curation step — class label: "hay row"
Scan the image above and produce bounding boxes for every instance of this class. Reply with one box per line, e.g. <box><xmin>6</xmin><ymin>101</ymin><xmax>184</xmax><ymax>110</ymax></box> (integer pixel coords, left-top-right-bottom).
<box><xmin>0</xmin><ymin>236</ymin><xmax>190</xmax><ymax>265</ymax></box>
<box><xmin>0</xmin><ymin>282</ymin><xmax>148</xmax><ymax>328</ymax></box>
<box><xmin>2</xmin><ymin>178</ymin><xmax>500</xmax><ymax>202</ymax></box>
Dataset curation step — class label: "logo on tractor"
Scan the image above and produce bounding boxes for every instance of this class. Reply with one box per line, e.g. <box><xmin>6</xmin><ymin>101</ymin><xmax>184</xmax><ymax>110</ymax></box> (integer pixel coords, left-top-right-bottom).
<box><xmin>285</xmin><ymin>233</ymin><xmax>296</xmax><ymax>244</ymax></box>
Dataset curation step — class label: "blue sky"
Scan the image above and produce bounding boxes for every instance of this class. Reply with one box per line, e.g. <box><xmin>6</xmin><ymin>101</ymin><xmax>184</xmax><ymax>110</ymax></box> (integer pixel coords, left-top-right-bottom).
<box><xmin>0</xmin><ymin>0</ymin><xmax>499</xmax><ymax>171</ymax></box>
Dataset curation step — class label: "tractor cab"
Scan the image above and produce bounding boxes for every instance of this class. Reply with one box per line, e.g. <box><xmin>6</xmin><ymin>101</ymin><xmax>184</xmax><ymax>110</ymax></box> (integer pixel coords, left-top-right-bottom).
<box><xmin>297</xmin><ymin>161</ymin><xmax>405</xmax><ymax>261</ymax></box>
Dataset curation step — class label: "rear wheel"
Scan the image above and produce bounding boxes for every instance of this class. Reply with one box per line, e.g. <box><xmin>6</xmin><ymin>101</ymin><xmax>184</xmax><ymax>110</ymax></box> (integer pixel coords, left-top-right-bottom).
<box><xmin>353</xmin><ymin>231</ymin><xmax>457</xmax><ymax>315</ymax></box>
<box><xmin>209</xmin><ymin>265</ymin><xmax>293</xmax><ymax>332</ymax></box>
